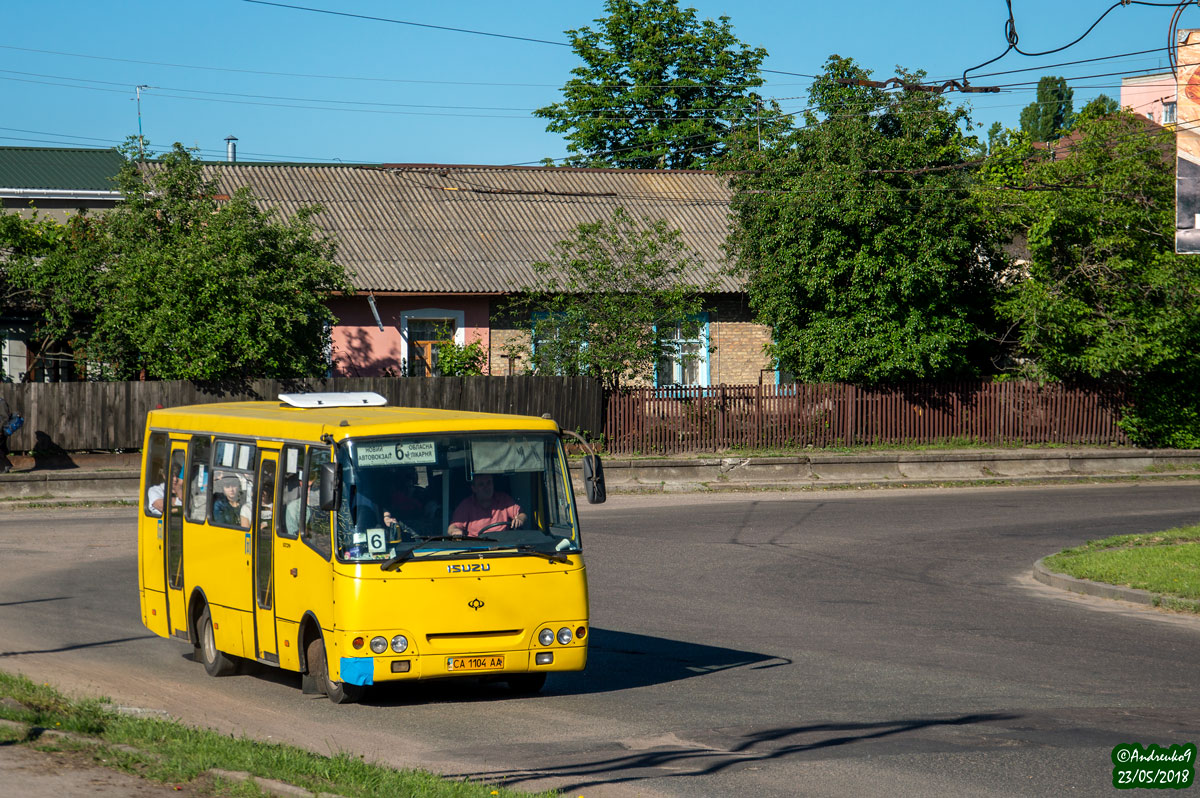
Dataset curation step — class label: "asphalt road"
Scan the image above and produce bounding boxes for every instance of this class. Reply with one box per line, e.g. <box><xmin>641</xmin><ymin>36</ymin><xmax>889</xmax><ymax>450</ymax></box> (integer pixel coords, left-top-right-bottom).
<box><xmin>1</xmin><ymin>483</ymin><xmax>1199</xmax><ymax>797</ymax></box>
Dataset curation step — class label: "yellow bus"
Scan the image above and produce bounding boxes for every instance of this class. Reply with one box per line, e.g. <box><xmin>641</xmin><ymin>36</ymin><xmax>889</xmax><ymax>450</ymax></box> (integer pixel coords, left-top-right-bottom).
<box><xmin>137</xmin><ymin>392</ymin><xmax>605</xmax><ymax>703</ymax></box>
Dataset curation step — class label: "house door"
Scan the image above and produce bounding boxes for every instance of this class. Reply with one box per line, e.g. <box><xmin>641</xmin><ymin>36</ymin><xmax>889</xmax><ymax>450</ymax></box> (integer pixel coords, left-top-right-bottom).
<box><xmin>408</xmin><ymin>319</ymin><xmax>453</xmax><ymax>376</ymax></box>
<box><xmin>252</xmin><ymin>453</ymin><xmax>278</xmax><ymax>661</ymax></box>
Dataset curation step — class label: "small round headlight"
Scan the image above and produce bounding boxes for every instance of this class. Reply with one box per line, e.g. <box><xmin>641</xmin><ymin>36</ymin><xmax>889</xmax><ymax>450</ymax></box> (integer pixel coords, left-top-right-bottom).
<box><xmin>538</xmin><ymin>628</ymin><xmax>555</xmax><ymax>646</ymax></box>
<box><xmin>557</xmin><ymin>627</ymin><xmax>573</xmax><ymax>646</ymax></box>
<box><xmin>390</xmin><ymin>635</ymin><xmax>408</xmax><ymax>653</ymax></box>
<box><xmin>369</xmin><ymin>636</ymin><xmax>388</xmax><ymax>654</ymax></box>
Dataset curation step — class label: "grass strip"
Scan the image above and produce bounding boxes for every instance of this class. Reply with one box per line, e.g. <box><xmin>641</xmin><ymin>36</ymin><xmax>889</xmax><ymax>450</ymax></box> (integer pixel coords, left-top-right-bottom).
<box><xmin>0</xmin><ymin>671</ymin><xmax>556</xmax><ymax>798</ymax></box>
<box><xmin>1043</xmin><ymin>524</ymin><xmax>1200</xmax><ymax>604</ymax></box>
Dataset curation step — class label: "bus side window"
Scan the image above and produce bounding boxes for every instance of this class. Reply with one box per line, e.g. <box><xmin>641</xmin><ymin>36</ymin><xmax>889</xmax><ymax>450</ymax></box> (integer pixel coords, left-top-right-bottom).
<box><xmin>186</xmin><ymin>436</ymin><xmax>212</xmax><ymax>524</ymax></box>
<box><xmin>279</xmin><ymin>445</ymin><xmax>303</xmax><ymax>540</ymax></box>
<box><xmin>303</xmin><ymin>447</ymin><xmax>332</xmax><ymax>559</ymax></box>
<box><xmin>210</xmin><ymin>440</ymin><xmax>257</xmax><ymax>530</ymax></box>
<box><xmin>143</xmin><ymin>432</ymin><xmax>168</xmax><ymax>518</ymax></box>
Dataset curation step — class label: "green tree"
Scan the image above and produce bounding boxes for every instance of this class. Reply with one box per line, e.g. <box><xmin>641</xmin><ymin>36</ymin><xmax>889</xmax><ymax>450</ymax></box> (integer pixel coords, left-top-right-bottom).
<box><xmin>986</xmin><ymin>120</ymin><xmax>1005</xmax><ymax>153</ymax></box>
<box><xmin>432</xmin><ymin>323</ymin><xmax>487</xmax><ymax>376</ymax></box>
<box><xmin>505</xmin><ymin>206</ymin><xmax>712</xmax><ymax>390</ymax></box>
<box><xmin>1078</xmin><ymin>93</ymin><xmax>1119</xmax><ymax>120</ymax></box>
<box><xmin>1019</xmin><ymin>76</ymin><xmax>1074</xmax><ymax>142</ymax></box>
<box><xmin>91</xmin><ymin>144</ymin><xmax>350</xmax><ymax>380</ymax></box>
<box><xmin>726</xmin><ymin>56</ymin><xmax>1001</xmax><ymax>384</ymax></box>
<box><xmin>981</xmin><ymin>110</ymin><xmax>1200</xmax><ymax>445</ymax></box>
<box><xmin>535</xmin><ymin>0</ymin><xmax>784</xmax><ymax>169</ymax></box>
<box><xmin>0</xmin><ymin>209</ymin><xmax>108</xmax><ymax>379</ymax></box>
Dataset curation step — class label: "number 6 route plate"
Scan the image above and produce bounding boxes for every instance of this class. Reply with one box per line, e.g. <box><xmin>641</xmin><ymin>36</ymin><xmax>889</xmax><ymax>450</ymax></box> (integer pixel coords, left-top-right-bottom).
<box><xmin>447</xmin><ymin>655</ymin><xmax>504</xmax><ymax>672</ymax></box>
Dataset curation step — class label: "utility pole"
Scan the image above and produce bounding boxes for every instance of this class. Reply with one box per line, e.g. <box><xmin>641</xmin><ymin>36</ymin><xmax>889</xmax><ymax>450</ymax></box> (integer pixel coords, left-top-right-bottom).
<box><xmin>135</xmin><ymin>85</ymin><xmax>150</xmax><ymax>160</ymax></box>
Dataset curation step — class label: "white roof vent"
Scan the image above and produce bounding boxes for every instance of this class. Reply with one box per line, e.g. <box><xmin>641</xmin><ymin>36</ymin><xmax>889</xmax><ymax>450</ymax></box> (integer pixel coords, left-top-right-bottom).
<box><xmin>278</xmin><ymin>392</ymin><xmax>388</xmax><ymax>408</ymax></box>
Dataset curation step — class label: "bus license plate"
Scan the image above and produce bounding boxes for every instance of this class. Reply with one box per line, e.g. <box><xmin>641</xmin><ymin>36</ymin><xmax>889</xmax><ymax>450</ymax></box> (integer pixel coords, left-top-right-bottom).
<box><xmin>447</xmin><ymin>655</ymin><xmax>504</xmax><ymax>672</ymax></box>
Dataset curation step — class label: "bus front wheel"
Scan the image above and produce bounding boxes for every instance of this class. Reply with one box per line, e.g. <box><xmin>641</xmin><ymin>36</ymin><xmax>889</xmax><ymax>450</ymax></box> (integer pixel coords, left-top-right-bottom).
<box><xmin>306</xmin><ymin>636</ymin><xmax>363</xmax><ymax>705</ymax></box>
<box><xmin>196</xmin><ymin>606</ymin><xmax>237</xmax><ymax>677</ymax></box>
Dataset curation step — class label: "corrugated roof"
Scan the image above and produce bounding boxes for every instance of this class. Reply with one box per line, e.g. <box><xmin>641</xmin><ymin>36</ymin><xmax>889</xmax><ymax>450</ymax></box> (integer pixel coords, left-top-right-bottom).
<box><xmin>162</xmin><ymin>162</ymin><xmax>740</xmax><ymax>294</ymax></box>
<box><xmin>0</xmin><ymin>146</ymin><xmax>125</xmax><ymax>192</ymax></box>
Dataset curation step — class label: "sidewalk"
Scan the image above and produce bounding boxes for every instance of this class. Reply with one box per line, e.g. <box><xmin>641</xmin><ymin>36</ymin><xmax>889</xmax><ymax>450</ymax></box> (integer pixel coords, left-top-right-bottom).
<box><xmin>1</xmin><ymin>448</ymin><xmax>1200</xmax><ymax>503</ymax></box>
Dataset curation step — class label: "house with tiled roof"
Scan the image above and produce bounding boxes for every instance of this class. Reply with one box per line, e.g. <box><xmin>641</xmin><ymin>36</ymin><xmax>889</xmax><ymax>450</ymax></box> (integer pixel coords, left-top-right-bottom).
<box><xmin>0</xmin><ymin>146</ymin><xmax>125</xmax><ymax>381</ymax></box>
<box><xmin>1</xmin><ymin>146</ymin><xmax>771</xmax><ymax>385</ymax></box>
<box><xmin>192</xmin><ymin>161</ymin><xmax>771</xmax><ymax>386</ymax></box>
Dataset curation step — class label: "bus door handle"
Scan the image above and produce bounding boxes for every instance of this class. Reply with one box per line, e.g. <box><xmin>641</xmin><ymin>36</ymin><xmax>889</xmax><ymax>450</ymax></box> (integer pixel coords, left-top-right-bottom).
<box><xmin>290</xmin><ymin>568</ymin><xmax>298</xmax><ymax>577</ymax></box>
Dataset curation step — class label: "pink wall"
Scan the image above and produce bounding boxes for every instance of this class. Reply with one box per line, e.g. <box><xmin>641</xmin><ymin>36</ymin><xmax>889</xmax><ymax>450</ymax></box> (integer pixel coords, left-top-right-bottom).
<box><xmin>328</xmin><ymin>295</ymin><xmax>492</xmax><ymax>376</ymax></box>
<box><xmin>1121</xmin><ymin>74</ymin><xmax>1176</xmax><ymax>124</ymax></box>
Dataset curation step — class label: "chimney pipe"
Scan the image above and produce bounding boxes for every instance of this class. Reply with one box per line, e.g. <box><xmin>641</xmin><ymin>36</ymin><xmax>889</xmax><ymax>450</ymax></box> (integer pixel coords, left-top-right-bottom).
<box><xmin>224</xmin><ymin>135</ymin><xmax>238</xmax><ymax>162</ymax></box>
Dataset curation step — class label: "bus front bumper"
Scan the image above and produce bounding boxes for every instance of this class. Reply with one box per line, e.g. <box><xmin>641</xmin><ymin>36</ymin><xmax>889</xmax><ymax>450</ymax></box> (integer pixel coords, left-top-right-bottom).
<box><xmin>338</xmin><ymin>646</ymin><xmax>588</xmax><ymax>686</ymax></box>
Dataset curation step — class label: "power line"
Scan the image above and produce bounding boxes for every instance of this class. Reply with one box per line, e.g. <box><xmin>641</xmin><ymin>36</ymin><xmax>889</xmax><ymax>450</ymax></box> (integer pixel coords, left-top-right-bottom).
<box><xmin>963</xmin><ymin>0</ymin><xmax>1188</xmax><ymax>82</ymax></box>
<box><xmin>240</xmin><ymin>1</ymin><xmax>816</xmax><ymax>81</ymax></box>
<box><xmin>0</xmin><ymin>43</ymin><xmax>560</xmax><ymax>88</ymax></box>
<box><xmin>242</xmin><ymin>0</ymin><xmax>571</xmax><ymax>47</ymax></box>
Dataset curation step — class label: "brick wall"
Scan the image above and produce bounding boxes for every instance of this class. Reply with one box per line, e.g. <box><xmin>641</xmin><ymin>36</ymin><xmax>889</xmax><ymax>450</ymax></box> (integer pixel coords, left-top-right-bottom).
<box><xmin>487</xmin><ymin>294</ymin><xmax>776</xmax><ymax>384</ymax></box>
<box><xmin>488</xmin><ymin>300</ymin><xmax>529</xmax><ymax>376</ymax></box>
<box><xmin>708</xmin><ymin>295</ymin><xmax>773</xmax><ymax>384</ymax></box>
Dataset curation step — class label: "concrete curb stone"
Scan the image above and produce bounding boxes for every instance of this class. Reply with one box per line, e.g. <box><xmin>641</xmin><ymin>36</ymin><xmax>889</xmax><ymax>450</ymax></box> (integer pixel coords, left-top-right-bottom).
<box><xmin>1033</xmin><ymin>557</ymin><xmax>1157</xmax><ymax>606</ymax></box>
<box><xmin>1</xmin><ymin>448</ymin><xmax>1199</xmax><ymax>503</ymax></box>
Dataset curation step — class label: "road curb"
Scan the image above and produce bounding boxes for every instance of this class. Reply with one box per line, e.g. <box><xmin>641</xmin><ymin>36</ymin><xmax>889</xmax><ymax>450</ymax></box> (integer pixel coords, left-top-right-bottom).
<box><xmin>1032</xmin><ymin>557</ymin><xmax>1157</xmax><ymax>605</ymax></box>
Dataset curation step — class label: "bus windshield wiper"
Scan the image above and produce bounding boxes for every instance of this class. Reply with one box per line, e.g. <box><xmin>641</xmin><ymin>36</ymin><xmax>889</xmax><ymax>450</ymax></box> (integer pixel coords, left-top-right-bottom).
<box><xmin>512</xmin><ymin>544</ymin><xmax>571</xmax><ymax>563</ymax></box>
<box><xmin>380</xmin><ymin>537</ymin><xmax>500</xmax><ymax>571</ymax></box>
<box><xmin>380</xmin><ymin>542</ymin><xmax>420</xmax><ymax>571</ymax></box>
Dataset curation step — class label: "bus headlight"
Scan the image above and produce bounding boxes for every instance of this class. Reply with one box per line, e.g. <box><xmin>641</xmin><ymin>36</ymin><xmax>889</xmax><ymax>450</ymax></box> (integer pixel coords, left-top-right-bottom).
<box><xmin>557</xmin><ymin>627</ymin><xmax>573</xmax><ymax>646</ymax></box>
<box><xmin>538</xmin><ymin>628</ymin><xmax>554</xmax><ymax>646</ymax></box>
<box><xmin>391</xmin><ymin>635</ymin><xmax>408</xmax><ymax>653</ymax></box>
<box><xmin>370</xmin><ymin>636</ymin><xmax>388</xmax><ymax>654</ymax></box>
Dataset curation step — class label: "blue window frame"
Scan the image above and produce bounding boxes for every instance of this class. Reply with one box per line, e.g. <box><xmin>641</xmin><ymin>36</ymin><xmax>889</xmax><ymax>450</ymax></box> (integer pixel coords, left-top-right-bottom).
<box><xmin>655</xmin><ymin>313</ymin><xmax>709</xmax><ymax>387</ymax></box>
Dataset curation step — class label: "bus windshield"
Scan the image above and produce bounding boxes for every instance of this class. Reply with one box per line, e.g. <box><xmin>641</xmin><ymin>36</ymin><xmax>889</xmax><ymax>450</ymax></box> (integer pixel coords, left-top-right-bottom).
<box><xmin>335</xmin><ymin>432</ymin><xmax>578</xmax><ymax>563</ymax></box>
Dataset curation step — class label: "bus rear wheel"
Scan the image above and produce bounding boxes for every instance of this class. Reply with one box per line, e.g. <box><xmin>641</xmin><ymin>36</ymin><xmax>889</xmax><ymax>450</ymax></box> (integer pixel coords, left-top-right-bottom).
<box><xmin>306</xmin><ymin>636</ymin><xmax>363</xmax><ymax>705</ymax></box>
<box><xmin>196</xmin><ymin>606</ymin><xmax>238</xmax><ymax>677</ymax></box>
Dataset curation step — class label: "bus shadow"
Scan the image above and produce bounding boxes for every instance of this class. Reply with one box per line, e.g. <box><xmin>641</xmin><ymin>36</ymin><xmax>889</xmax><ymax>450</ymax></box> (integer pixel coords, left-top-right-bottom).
<box><xmin>561</xmin><ymin>627</ymin><xmax>790</xmax><ymax>694</ymax></box>
<box><xmin>354</xmin><ymin>627</ymin><xmax>788</xmax><ymax>706</ymax></box>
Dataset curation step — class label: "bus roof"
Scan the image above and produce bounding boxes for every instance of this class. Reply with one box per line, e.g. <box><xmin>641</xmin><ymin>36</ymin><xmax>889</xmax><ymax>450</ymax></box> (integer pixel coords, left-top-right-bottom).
<box><xmin>146</xmin><ymin>401</ymin><xmax>560</xmax><ymax>443</ymax></box>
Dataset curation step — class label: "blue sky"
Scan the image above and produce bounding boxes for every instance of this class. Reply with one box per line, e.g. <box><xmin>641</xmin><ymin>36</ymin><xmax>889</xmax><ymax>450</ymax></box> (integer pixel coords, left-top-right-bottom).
<box><xmin>2</xmin><ymin>1</ymin><xmax>1191</xmax><ymax>165</ymax></box>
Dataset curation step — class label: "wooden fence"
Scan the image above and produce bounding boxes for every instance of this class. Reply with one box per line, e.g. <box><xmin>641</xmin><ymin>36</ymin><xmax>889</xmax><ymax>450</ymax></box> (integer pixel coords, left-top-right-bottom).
<box><xmin>0</xmin><ymin>376</ymin><xmax>603</xmax><ymax>453</ymax></box>
<box><xmin>604</xmin><ymin>382</ymin><xmax>1130</xmax><ymax>454</ymax></box>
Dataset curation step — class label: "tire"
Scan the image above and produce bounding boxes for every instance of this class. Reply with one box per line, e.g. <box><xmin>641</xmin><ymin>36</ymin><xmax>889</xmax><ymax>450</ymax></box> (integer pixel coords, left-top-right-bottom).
<box><xmin>506</xmin><ymin>673</ymin><xmax>546</xmax><ymax>695</ymax></box>
<box><xmin>196</xmin><ymin>606</ymin><xmax>238</xmax><ymax>677</ymax></box>
<box><xmin>305</xmin><ymin>636</ymin><xmax>363</xmax><ymax>705</ymax></box>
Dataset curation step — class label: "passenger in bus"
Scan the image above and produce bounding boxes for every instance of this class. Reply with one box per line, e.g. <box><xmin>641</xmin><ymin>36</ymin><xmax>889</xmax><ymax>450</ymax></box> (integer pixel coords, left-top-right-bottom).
<box><xmin>212</xmin><ymin>475</ymin><xmax>248</xmax><ymax>527</ymax></box>
<box><xmin>256</xmin><ymin>481</ymin><xmax>274</xmax><ymax>531</ymax></box>
<box><xmin>147</xmin><ymin>469</ymin><xmax>184</xmax><ymax>517</ymax></box>
<box><xmin>448</xmin><ymin>473</ymin><xmax>526</xmax><ymax>537</ymax></box>
<box><xmin>284</xmin><ymin>474</ymin><xmax>317</xmax><ymax>535</ymax></box>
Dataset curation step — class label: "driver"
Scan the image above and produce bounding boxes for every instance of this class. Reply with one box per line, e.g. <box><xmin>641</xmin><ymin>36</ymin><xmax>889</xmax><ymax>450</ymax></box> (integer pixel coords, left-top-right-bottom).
<box><xmin>448</xmin><ymin>473</ymin><xmax>526</xmax><ymax>537</ymax></box>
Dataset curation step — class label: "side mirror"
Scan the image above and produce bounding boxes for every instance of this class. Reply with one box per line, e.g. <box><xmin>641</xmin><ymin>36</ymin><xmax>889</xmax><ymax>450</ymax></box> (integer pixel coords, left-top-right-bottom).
<box><xmin>582</xmin><ymin>454</ymin><xmax>606</xmax><ymax>504</ymax></box>
<box><xmin>318</xmin><ymin>461</ymin><xmax>341</xmax><ymax>511</ymax></box>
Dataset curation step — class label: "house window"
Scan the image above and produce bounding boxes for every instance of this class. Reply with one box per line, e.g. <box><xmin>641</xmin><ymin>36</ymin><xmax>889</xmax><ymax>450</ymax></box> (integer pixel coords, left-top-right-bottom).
<box><xmin>530</xmin><ymin>311</ymin><xmax>582</xmax><ymax>376</ymax></box>
<box><xmin>1164</xmin><ymin>101</ymin><xmax>1177</xmax><ymax>124</ymax></box>
<box><xmin>400</xmin><ymin>309</ymin><xmax>465</xmax><ymax>377</ymax></box>
<box><xmin>656</xmin><ymin>314</ymin><xmax>709</xmax><ymax>387</ymax></box>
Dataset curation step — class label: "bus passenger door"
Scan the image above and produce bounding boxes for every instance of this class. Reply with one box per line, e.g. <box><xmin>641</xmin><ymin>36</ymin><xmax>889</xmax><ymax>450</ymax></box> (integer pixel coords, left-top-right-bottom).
<box><xmin>164</xmin><ymin>445</ymin><xmax>188</xmax><ymax>636</ymax></box>
<box><xmin>252</xmin><ymin>453</ymin><xmax>279</xmax><ymax>662</ymax></box>
<box><xmin>272</xmin><ymin>445</ymin><xmax>334</xmax><ymax>673</ymax></box>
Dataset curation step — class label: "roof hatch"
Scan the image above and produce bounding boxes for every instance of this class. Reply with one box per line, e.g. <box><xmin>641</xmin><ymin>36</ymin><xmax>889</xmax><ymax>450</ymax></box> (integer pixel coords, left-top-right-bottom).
<box><xmin>278</xmin><ymin>392</ymin><xmax>388</xmax><ymax>408</ymax></box>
